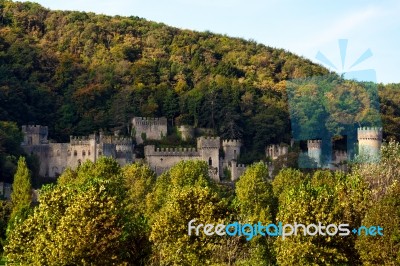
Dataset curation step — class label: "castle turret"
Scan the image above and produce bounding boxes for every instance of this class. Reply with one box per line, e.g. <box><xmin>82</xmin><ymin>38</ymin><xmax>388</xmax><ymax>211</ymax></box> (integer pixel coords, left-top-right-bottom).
<box><xmin>21</xmin><ymin>125</ymin><xmax>48</xmax><ymax>145</ymax></box>
<box><xmin>307</xmin><ymin>139</ymin><xmax>322</xmax><ymax>166</ymax></box>
<box><xmin>197</xmin><ymin>136</ymin><xmax>221</xmax><ymax>181</ymax></box>
<box><xmin>357</xmin><ymin>127</ymin><xmax>382</xmax><ymax>160</ymax></box>
<box><xmin>222</xmin><ymin>139</ymin><xmax>242</xmax><ymax>161</ymax></box>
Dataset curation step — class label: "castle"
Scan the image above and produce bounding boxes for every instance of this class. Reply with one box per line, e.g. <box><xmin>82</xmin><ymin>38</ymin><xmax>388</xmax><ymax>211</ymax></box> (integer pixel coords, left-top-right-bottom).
<box><xmin>21</xmin><ymin>119</ymin><xmax>246</xmax><ymax>181</ymax></box>
<box><xmin>21</xmin><ymin>119</ymin><xmax>383</xmax><ymax>181</ymax></box>
<box><xmin>144</xmin><ymin>138</ymin><xmax>246</xmax><ymax>181</ymax></box>
<box><xmin>21</xmin><ymin>125</ymin><xmax>134</xmax><ymax>178</ymax></box>
<box><xmin>265</xmin><ymin>127</ymin><xmax>383</xmax><ymax>170</ymax></box>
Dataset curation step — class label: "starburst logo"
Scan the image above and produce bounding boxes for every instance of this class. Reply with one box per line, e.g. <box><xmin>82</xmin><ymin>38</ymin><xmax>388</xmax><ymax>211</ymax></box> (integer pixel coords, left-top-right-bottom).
<box><xmin>286</xmin><ymin>39</ymin><xmax>382</xmax><ymax>169</ymax></box>
<box><xmin>315</xmin><ymin>39</ymin><xmax>376</xmax><ymax>82</ymax></box>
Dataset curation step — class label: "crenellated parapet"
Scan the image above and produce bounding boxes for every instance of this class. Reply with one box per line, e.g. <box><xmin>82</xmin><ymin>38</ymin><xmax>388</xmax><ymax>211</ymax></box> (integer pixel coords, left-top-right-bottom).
<box><xmin>357</xmin><ymin>127</ymin><xmax>383</xmax><ymax>140</ymax></box>
<box><xmin>222</xmin><ymin>139</ymin><xmax>242</xmax><ymax>147</ymax></box>
<box><xmin>69</xmin><ymin>136</ymin><xmax>94</xmax><ymax>146</ymax></box>
<box><xmin>197</xmin><ymin>136</ymin><xmax>220</xmax><ymax>149</ymax></box>
<box><xmin>144</xmin><ymin>145</ymin><xmax>199</xmax><ymax>157</ymax></box>
<box><xmin>132</xmin><ymin>117</ymin><xmax>168</xmax><ymax>126</ymax></box>
<box><xmin>307</xmin><ymin>139</ymin><xmax>322</xmax><ymax>149</ymax></box>
<box><xmin>101</xmin><ymin>135</ymin><xmax>132</xmax><ymax>145</ymax></box>
<box><xmin>22</xmin><ymin>125</ymin><xmax>48</xmax><ymax>134</ymax></box>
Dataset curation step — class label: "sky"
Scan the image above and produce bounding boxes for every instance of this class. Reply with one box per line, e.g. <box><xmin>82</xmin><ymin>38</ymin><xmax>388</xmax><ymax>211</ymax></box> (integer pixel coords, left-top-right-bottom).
<box><xmin>21</xmin><ymin>0</ymin><xmax>400</xmax><ymax>84</ymax></box>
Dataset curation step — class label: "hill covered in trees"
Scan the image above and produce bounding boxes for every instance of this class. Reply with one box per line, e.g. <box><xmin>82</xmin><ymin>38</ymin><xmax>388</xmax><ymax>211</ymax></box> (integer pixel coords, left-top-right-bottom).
<box><xmin>0</xmin><ymin>1</ymin><xmax>400</xmax><ymax>177</ymax></box>
<box><xmin>0</xmin><ymin>1</ymin><xmax>328</xmax><ymax>142</ymax></box>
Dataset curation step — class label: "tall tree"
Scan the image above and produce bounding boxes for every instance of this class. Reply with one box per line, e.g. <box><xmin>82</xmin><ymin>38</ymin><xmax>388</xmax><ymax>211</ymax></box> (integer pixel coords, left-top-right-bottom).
<box><xmin>9</xmin><ymin>157</ymin><xmax>32</xmax><ymax>221</ymax></box>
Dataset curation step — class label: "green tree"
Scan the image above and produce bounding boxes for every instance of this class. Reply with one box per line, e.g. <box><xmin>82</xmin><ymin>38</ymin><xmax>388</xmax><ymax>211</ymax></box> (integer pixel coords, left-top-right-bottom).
<box><xmin>356</xmin><ymin>181</ymin><xmax>400</xmax><ymax>265</ymax></box>
<box><xmin>5</xmin><ymin>158</ymin><xmax>148</xmax><ymax>265</ymax></box>
<box><xmin>9</xmin><ymin>157</ymin><xmax>32</xmax><ymax>222</ymax></box>
<box><xmin>234</xmin><ymin>162</ymin><xmax>276</xmax><ymax>265</ymax></box>
<box><xmin>274</xmin><ymin>170</ymin><xmax>366</xmax><ymax>265</ymax></box>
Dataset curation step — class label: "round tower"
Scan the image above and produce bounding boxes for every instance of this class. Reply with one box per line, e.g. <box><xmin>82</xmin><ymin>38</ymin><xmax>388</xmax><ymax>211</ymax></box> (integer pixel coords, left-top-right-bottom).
<box><xmin>222</xmin><ymin>139</ymin><xmax>242</xmax><ymax>161</ymax></box>
<box><xmin>357</xmin><ymin>127</ymin><xmax>382</xmax><ymax>160</ymax></box>
<box><xmin>307</xmin><ymin>139</ymin><xmax>322</xmax><ymax>166</ymax></box>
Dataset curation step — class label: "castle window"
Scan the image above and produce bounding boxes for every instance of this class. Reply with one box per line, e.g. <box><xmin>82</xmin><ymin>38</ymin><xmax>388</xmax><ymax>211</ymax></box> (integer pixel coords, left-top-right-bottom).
<box><xmin>67</xmin><ymin>150</ymin><xmax>71</xmax><ymax>156</ymax></box>
<box><xmin>208</xmin><ymin>157</ymin><xmax>212</xmax><ymax>166</ymax></box>
<box><xmin>88</xmin><ymin>150</ymin><xmax>91</xmax><ymax>156</ymax></box>
<box><xmin>74</xmin><ymin>150</ymin><xmax>77</xmax><ymax>156</ymax></box>
<box><xmin>98</xmin><ymin>151</ymin><xmax>102</xmax><ymax>156</ymax></box>
<box><xmin>234</xmin><ymin>150</ymin><xmax>237</xmax><ymax>158</ymax></box>
<box><xmin>160</xmin><ymin>158</ymin><xmax>163</xmax><ymax>162</ymax></box>
<box><xmin>57</xmin><ymin>150</ymin><xmax>61</xmax><ymax>156</ymax></box>
<box><xmin>82</xmin><ymin>151</ymin><xmax>86</xmax><ymax>156</ymax></box>
<box><xmin>78</xmin><ymin>159</ymin><xmax>81</xmax><ymax>166</ymax></box>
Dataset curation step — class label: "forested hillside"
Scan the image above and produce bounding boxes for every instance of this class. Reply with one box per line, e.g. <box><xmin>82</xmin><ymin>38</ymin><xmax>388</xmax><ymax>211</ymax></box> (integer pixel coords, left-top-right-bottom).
<box><xmin>0</xmin><ymin>1</ymin><xmax>399</xmax><ymax>174</ymax></box>
<box><xmin>0</xmin><ymin>1</ymin><xmax>328</xmax><ymax>142</ymax></box>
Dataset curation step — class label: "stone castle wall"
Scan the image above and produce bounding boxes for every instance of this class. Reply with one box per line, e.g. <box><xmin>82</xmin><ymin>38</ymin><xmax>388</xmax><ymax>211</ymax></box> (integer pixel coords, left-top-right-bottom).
<box><xmin>144</xmin><ymin>145</ymin><xmax>200</xmax><ymax>175</ymax></box>
<box><xmin>132</xmin><ymin>117</ymin><xmax>167</xmax><ymax>144</ymax></box>
<box><xmin>222</xmin><ymin>139</ymin><xmax>242</xmax><ymax>162</ymax></box>
<box><xmin>266</xmin><ymin>144</ymin><xmax>288</xmax><ymax>160</ymax></box>
<box><xmin>22</xmin><ymin>125</ymin><xmax>48</xmax><ymax>145</ymax></box>
<box><xmin>22</xmin><ymin>126</ymin><xmax>134</xmax><ymax>178</ymax></box>
<box><xmin>178</xmin><ymin>125</ymin><xmax>195</xmax><ymax>141</ymax></box>
<box><xmin>230</xmin><ymin>161</ymin><xmax>247</xmax><ymax>181</ymax></box>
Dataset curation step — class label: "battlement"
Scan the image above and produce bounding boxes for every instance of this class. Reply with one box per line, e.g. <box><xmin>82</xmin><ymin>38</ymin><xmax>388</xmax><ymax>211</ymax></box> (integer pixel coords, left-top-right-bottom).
<box><xmin>144</xmin><ymin>145</ymin><xmax>199</xmax><ymax>156</ymax></box>
<box><xmin>357</xmin><ymin>127</ymin><xmax>383</xmax><ymax>140</ymax></box>
<box><xmin>307</xmin><ymin>139</ymin><xmax>322</xmax><ymax>149</ymax></box>
<box><xmin>132</xmin><ymin>117</ymin><xmax>167</xmax><ymax>126</ymax></box>
<box><xmin>266</xmin><ymin>144</ymin><xmax>288</xmax><ymax>159</ymax></box>
<box><xmin>69</xmin><ymin>135</ymin><xmax>95</xmax><ymax>145</ymax></box>
<box><xmin>22</xmin><ymin>125</ymin><xmax>48</xmax><ymax>134</ymax></box>
<box><xmin>197</xmin><ymin>136</ymin><xmax>221</xmax><ymax>149</ymax></box>
<box><xmin>232</xmin><ymin>162</ymin><xmax>246</xmax><ymax>169</ymax></box>
<box><xmin>222</xmin><ymin>139</ymin><xmax>242</xmax><ymax>147</ymax></box>
<box><xmin>100</xmin><ymin>135</ymin><xmax>132</xmax><ymax>145</ymax></box>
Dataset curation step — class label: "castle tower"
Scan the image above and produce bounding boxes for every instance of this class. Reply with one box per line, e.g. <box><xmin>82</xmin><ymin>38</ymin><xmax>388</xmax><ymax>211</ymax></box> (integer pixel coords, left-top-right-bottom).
<box><xmin>307</xmin><ymin>139</ymin><xmax>322</xmax><ymax>166</ymax></box>
<box><xmin>266</xmin><ymin>144</ymin><xmax>289</xmax><ymax>160</ymax></box>
<box><xmin>21</xmin><ymin>125</ymin><xmax>48</xmax><ymax>145</ymax></box>
<box><xmin>197</xmin><ymin>136</ymin><xmax>221</xmax><ymax>180</ymax></box>
<box><xmin>357</xmin><ymin>127</ymin><xmax>382</xmax><ymax>160</ymax></box>
<box><xmin>222</xmin><ymin>139</ymin><xmax>242</xmax><ymax>162</ymax></box>
<box><xmin>131</xmin><ymin>117</ymin><xmax>168</xmax><ymax>144</ymax></box>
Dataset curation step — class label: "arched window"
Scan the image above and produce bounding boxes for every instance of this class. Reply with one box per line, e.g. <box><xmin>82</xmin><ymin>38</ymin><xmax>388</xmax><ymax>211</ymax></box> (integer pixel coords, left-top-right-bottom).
<box><xmin>74</xmin><ymin>150</ymin><xmax>77</xmax><ymax>156</ymax></box>
<box><xmin>56</xmin><ymin>150</ymin><xmax>61</xmax><ymax>156</ymax></box>
<box><xmin>82</xmin><ymin>150</ymin><xmax>86</xmax><ymax>156</ymax></box>
<box><xmin>208</xmin><ymin>157</ymin><xmax>212</xmax><ymax>166</ymax></box>
<box><xmin>88</xmin><ymin>150</ymin><xmax>91</xmax><ymax>156</ymax></box>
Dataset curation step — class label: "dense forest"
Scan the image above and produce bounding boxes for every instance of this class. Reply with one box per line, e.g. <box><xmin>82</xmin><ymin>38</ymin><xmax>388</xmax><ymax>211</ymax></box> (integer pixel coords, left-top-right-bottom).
<box><xmin>0</xmin><ymin>0</ymin><xmax>400</xmax><ymax>176</ymax></box>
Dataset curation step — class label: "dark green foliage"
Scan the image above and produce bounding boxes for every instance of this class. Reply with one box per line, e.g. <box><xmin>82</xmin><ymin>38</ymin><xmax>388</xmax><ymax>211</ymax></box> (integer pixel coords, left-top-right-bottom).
<box><xmin>0</xmin><ymin>1</ymin><xmax>329</xmax><ymax>153</ymax></box>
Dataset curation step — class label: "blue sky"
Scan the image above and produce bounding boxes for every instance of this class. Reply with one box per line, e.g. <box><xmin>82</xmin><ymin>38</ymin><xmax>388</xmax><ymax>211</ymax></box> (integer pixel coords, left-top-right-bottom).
<box><xmin>22</xmin><ymin>0</ymin><xmax>400</xmax><ymax>84</ymax></box>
